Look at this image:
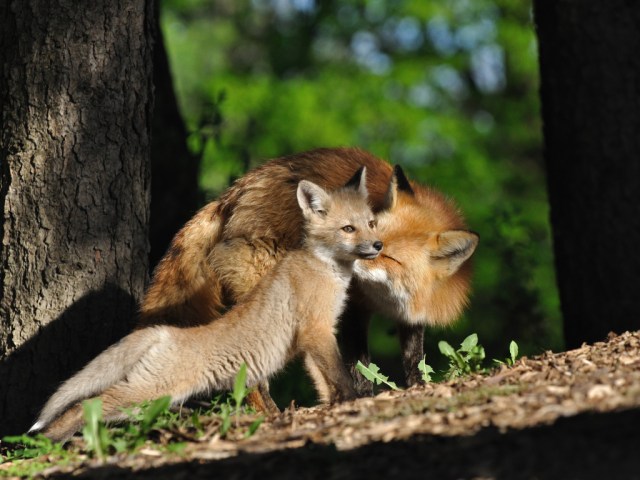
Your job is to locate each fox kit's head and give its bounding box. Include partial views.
[354,166,479,327]
[297,167,383,263]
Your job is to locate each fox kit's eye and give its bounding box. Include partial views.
[368,220,377,229]
[342,225,355,233]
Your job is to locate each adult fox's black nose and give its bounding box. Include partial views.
[373,241,383,251]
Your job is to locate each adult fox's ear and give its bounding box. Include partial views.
[429,230,479,277]
[382,165,414,211]
[297,180,331,218]
[344,166,368,198]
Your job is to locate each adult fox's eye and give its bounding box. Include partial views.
[342,225,355,233]
[368,220,377,229]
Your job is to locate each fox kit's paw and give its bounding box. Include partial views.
[246,388,281,416]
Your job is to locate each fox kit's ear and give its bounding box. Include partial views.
[344,166,368,198]
[297,180,331,218]
[430,230,479,277]
[382,165,414,211]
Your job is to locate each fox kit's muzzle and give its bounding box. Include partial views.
[358,240,383,259]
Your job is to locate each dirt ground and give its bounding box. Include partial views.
[5,331,640,479]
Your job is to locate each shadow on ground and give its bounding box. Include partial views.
[0,284,136,436]
[62,407,639,480]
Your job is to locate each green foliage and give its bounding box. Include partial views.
[232,363,248,412]
[356,361,400,391]
[510,341,519,364]
[110,396,175,453]
[78,396,179,457]
[246,417,264,438]
[439,334,487,379]
[0,365,262,476]
[82,398,110,460]
[0,434,75,478]
[358,334,518,389]
[209,363,263,438]
[494,340,520,366]
[418,356,435,383]
[218,403,233,437]
[0,434,66,462]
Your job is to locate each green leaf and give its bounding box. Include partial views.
[356,361,400,390]
[110,437,128,454]
[470,344,486,361]
[165,442,187,455]
[509,341,519,363]
[438,340,457,358]
[219,404,232,437]
[191,411,204,433]
[246,416,264,438]
[418,356,434,383]
[233,363,248,408]
[141,396,172,433]
[460,334,478,352]
[0,434,58,461]
[82,398,109,460]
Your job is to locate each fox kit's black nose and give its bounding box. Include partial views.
[373,241,383,251]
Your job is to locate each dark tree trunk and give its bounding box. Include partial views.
[0,0,153,435]
[533,1,640,348]
[149,2,201,269]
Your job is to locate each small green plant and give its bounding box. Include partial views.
[418,356,435,382]
[0,434,76,479]
[82,398,111,461]
[0,434,65,462]
[109,395,174,453]
[356,361,400,390]
[438,333,486,379]
[357,336,519,390]
[213,363,263,438]
[245,417,264,438]
[494,340,520,366]
[218,403,233,437]
[232,363,248,415]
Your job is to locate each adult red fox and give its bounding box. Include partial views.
[31,169,382,441]
[139,147,478,404]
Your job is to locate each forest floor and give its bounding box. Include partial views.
[2,331,640,479]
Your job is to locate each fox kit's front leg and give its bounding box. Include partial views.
[338,294,374,397]
[299,322,357,403]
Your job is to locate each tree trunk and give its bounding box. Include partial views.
[0,0,153,435]
[533,1,640,348]
[149,1,201,270]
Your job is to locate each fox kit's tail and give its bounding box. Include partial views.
[30,329,156,432]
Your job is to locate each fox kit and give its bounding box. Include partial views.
[31,168,382,442]
[140,148,478,400]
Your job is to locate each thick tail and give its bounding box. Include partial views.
[139,201,227,326]
[30,328,157,432]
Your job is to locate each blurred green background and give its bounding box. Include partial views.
[159,0,560,401]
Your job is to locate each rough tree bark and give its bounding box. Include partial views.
[533,1,640,348]
[0,0,154,434]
